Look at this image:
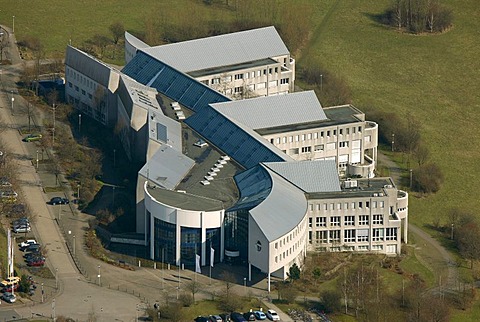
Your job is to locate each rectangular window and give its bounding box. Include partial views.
[351,202,356,209]
[330,216,341,227]
[280,78,289,85]
[327,130,331,137]
[339,141,349,148]
[330,203,335,211]
[321,131,324,137]
[313,132,318,139]
[314,144,324,152]
[379,201,385,208]
[318,231,328,243]
[317,217,326,227]
[326,142,336,150]
[234,74,243,80]
[268,80,278,87]
[333,129,337,136]
[248,84,255,91]
[68,82,73,88]
[365,135,371,143]
[373,214,383,225]
[344,216,355,226]
[329,230,341,243]
[282,137,287,143]
[339,129,343,135]
[288,148,299,155]
[301,146,311,153]
[212,78,220,84]
[357,229,369,242]
[359,215,369,225]
[309,204,314,211]
[223,76,232,82]
[372,201,377,208]
[385,228,397,241]
[344,229,356,243]
[346,128,350,135]
[234,87,243,93]
[307,133,312,140]
[337,203,341,210]
[323,204,328,211]
[308,217,312,227]
[289,136,293,143]
[372,228,384,241]
[276,138,280,144]
[301,134,305,141]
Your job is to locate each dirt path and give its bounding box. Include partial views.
[378,152,459,290]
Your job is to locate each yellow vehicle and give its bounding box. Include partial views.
[1,276,20,287]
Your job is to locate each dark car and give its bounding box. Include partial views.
[219,313,231,322]
[230,312,247,322]
[48,197,69,205]
[12,217,29,227]
[209,316,222,322]
[1,283,19,293]
[24,252,42,260]
[194,317,210,322]
[22,133,42,142]
[20,243,40,252]
[27,258,45,267]
[25,255,45,263]
[243,312,256,322]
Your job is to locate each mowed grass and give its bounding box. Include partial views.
[299,0,480,230]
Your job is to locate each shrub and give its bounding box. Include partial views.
[412,163,444,193]
[320,290,342,313]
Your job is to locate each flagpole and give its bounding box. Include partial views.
[195,243,197,284]
[209,240,212,285]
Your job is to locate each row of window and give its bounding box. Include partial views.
[274,239,302,264]
[208,66,289,86]
[308,227,398,243]
[274,218,306,250]
[308,214,384,227]
[67,68,98,91]
[316,245,387,252]
[271,132,368,146]
[309,201,386,212]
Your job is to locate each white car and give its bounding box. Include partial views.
[266,309,280,321]
[13,225,31,233]
[19,239,37,248]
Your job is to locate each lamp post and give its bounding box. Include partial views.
[77,183,81,202]
[409,169,413,189]
[36,150,39,169]
[11,96,14,115]
[41,283,44,303]
[73,235,76,256]
[97,265,101,286]
[52,104,56,129]
[320,74,323,92]
[113,149,116,168]
[391,133,395,152]
[243,277,247,295]
[78,113,82,133]
[12,16,15,33]
[55,268,58,289]
[451,223,454,240]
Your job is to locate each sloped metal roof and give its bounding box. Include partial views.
[65,46,113,87]
[125,31,150,50]
[230,164,307,242]
[122,51,292,169]
[141,26,289,73]
[263,160,341,193]
[138,144,195,190]
[211,91,327,130]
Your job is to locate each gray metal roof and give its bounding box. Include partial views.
[264,160,341,193]
[146,185,224,212]
[138,144,195,190]
[211,91,327,130]
[141,26,289,73]
[249,165,307,242]
[65,46,113,87]
[125,31,150,50]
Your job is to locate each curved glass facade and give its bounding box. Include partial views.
[153,218,176,264]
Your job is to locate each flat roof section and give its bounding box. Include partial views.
[255,104,364,136]
[307,177,395,199]
[188,58,277,78]
[146,185,224,211]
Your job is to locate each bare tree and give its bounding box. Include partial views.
[0,36,8,62]
[109,22,125,59]
[185,279,200,303]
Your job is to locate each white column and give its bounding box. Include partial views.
[201,212,206,266]
[175,216,181,266]
[220,211,225,262]
[403,213,408,244]
[149,211,154,260]
[248,263,252,282]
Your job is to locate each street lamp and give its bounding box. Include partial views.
[73,235,76,256]
[36,150,39,169]
[52,104,56,129]
[11,96,14,115]
[78,114,82,133]
[55,268,58,289]
[320,74,323,92]
[391,133,395,152]
[97,265,101,286]
[113,149,116,168]
[41,283,44,303]
[409,169,413,189]
[12,16,15,33]
[243,277,247,295]
[451,223,454,240]
[77,183,81,203]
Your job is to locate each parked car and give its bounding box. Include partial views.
[25,255,45,263]
[12,217,29,227]
[243,312,256,321]
[0,190,17,202]
[1,276,20,287]
[266,310,280,321]
[27,258,45,267]
[209,315,223,322]
[1,292,16,303]
[19,239,37,249]
[24,251,42,260]
[194,317,210,322]
[0,177,12,187]
[2,283,19,293]
[230,312,247,322]
[48,197,69,205]
[219,313,231,322]
[23,244,40,253]
[13,225,31,233]
[254,311,267,320]
[22,133,42,142]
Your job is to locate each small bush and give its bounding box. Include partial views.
[320,290,341,313]
[412,163,444,193]
[179,293,193,307]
